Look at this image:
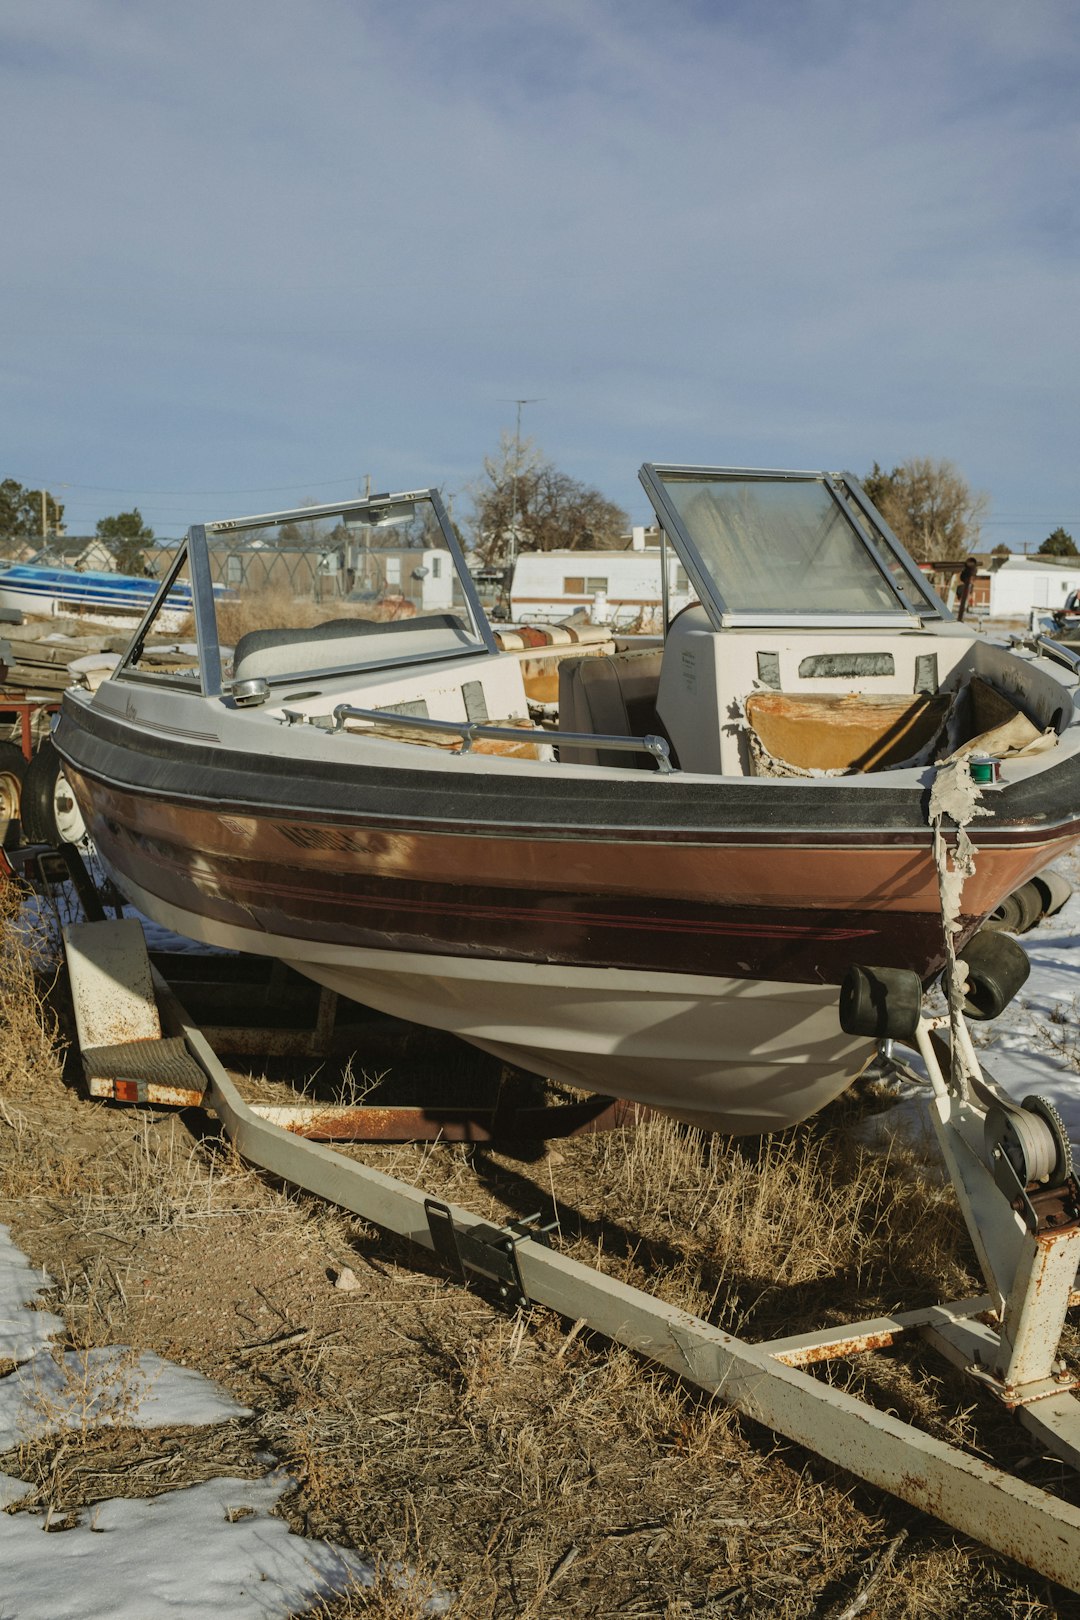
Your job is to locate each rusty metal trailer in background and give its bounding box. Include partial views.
[62,916,1080,1593]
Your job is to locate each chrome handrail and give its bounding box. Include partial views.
[1034,636,1080,678]
[331,703,674,773]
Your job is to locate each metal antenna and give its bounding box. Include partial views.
[499,398,541,570]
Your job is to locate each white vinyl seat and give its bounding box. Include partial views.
[558,648,665,767]
[232,615,473,680]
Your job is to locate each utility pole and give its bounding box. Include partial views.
[40,488,47,541]
[502,398,540,572]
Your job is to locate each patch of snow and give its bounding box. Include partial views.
[20,878,225,960]
[67,652,120,675]
[0,1230,451,1616]
[0,1471,405,1620]
[0,1470,32,1508]
[0,1230,63,1363]
[0,1347,249,1451]
[845,856,1080,1167]
[970,851,1080,1145]
[124,907,229,955]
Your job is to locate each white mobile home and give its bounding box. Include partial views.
[983,557,1080,619]
[510,539,695,628]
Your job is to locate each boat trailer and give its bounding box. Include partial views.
[62,917,1080,1593]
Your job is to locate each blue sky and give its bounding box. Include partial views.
[2,0,1078,547]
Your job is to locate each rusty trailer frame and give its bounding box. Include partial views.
[63,918,1080,1592]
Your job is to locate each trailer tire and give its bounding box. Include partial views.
[1030,869,1073,921]
[985,882,1044,935]
[1012,881,1047,934]
[0,742,28,844]
[21,740,86,846]
[839,964,923,1041]
[983,892,1024,934]
[957,930,1030,1021]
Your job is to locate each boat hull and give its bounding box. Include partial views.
[103,864,874,1133]
[0,565,208,631]
[55,696,1080,1132]
[0,582,188,632]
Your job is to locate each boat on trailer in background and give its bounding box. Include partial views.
[53,466,1080,1132]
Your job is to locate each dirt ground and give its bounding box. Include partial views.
[2,898,1080,1617]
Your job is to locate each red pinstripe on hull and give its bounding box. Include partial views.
[69,770,1051,984]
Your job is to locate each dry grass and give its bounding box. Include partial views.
[8,1420,260,1525]
[210,582,396,659]
[313,1093,972,1344]
[15,1342,147,1443]
[307,1559,454,1619]
[0,880,63,1101]
[213,583,328,648]
[0,901,1075,1615]
[560,1106,974,1334]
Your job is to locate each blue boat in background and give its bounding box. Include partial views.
[0,555,214,630]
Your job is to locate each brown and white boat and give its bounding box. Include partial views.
[53,466,1080,1131]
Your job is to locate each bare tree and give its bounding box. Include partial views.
[470,433,629,564]
[861,458,988,564]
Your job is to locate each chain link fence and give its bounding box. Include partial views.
[0,537,341,603]
[146,541,352,605]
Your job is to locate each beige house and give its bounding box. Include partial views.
[1,535,115,571]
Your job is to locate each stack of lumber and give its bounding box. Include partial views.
[0,618,199,697]
[0,621,113,694]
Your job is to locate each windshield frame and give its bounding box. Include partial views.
[114,487,499,698]
[639,463,950,629]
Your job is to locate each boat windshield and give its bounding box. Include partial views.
[641,467,943,624]
[116,490,497,695]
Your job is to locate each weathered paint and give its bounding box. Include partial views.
[248,1097,650,1142]
[88,1074,206,1107]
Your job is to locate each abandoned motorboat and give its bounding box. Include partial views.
[53,467,1080,1131]
[0,553,222,631]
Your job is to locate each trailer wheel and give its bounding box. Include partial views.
[21,740,86,846]
[1011,881,1046,934]
[1030,869,1073,921]
[839,964,923,1040]
[984,891,1025,934]
[984,882,1044,935]
[0,742,28,843]
[956,930,1030,1021]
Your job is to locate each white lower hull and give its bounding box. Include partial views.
[0,586,188,633]
[116,869,872,1134]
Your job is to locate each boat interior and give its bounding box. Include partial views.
[109,467,1079,783]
